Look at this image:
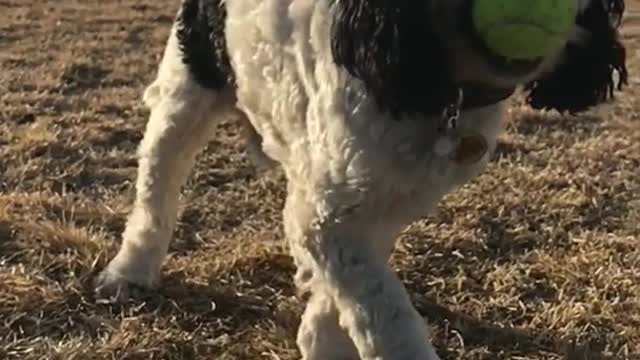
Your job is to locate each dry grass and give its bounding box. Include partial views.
[1,0,639,359]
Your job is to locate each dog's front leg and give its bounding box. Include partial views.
[284,184,440,360]
[296,289,359,360]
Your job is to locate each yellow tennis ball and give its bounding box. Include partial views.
[472,0,579,60]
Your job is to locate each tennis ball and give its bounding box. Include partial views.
[471,0,578,60]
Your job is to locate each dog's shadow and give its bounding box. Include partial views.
[112,251,612,360]
[415,299,611,360]
[508,112,604,137]
[0,245,612,360]
[394,236,615,360]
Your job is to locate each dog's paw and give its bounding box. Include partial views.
[94,264,159,303]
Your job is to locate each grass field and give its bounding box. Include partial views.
[1,0,639,359]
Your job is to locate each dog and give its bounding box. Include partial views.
[95,0,628,358]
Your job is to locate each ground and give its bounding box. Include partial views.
[0,0,639,359]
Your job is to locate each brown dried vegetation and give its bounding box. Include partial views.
[1,0,639,359]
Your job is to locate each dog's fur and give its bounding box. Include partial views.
[95,0,627,358]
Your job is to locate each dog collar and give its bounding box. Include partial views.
[458,83,516,110]
[434,84,510,165]
[437,84,515,132]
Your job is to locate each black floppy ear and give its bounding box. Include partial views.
[330,0,453,117]
[524,0,628,113]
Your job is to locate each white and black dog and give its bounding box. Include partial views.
[95,0,628,358]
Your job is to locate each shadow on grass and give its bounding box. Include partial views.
[416,298,620,360]
[0,225,627,360]
[510,113,604,137]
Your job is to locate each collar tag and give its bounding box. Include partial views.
[434,87,489,165]
[438,87,464,133]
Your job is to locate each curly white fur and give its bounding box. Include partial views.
[95,0,623,358]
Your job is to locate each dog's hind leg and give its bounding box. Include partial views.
[96,0,235,299]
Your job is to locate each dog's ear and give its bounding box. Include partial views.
[524,0,628,113]
[330,0,453,117]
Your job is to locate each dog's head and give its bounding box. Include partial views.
[331,0,627,117]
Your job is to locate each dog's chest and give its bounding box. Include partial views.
[224,0,504,212]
